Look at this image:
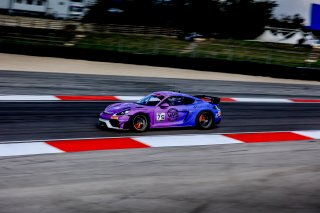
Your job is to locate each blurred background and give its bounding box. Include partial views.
[1,0,320,71]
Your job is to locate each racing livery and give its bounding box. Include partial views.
[98,91,221,132]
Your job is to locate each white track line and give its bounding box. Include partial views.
[293,130,320,139]
[116,96,143,101]
[135,135,243,147]
[0,142,63,157]
[0,95,59,101]
[232,98,293,103]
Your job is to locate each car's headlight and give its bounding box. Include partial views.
[115,110,130,116]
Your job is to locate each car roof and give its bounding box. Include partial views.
[151,91,194,98]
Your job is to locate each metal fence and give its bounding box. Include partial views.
[0,15,182,36]
[0,14,73,30]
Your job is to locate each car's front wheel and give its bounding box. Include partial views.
[196,111,214,129]
[130,114,149,132]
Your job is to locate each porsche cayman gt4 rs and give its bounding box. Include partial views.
[98,91,221,132]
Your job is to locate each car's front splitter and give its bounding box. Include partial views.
[98,118,129,130]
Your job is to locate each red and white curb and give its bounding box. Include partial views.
[0,95,320,103]
[1,130,319,157]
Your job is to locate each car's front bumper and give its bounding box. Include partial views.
[99,112,130,130]
[98,118,124,130]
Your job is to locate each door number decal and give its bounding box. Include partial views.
[157,113,165,121]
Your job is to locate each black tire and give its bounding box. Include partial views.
[130,114,149,132]
[196,111,214,129]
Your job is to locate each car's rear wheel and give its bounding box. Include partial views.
[196,111,214,129]
[130,114,149,132]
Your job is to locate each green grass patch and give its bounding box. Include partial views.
[1,30,319,68]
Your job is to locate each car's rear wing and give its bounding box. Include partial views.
[194,95,220,104]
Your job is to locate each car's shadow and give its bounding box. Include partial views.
[96,123,221,135]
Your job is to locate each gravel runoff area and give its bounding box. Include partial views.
[0,53,319,85]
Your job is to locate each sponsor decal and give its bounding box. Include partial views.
[167,108,179,122]
[193,105,211,109]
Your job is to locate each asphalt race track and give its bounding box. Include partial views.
[0,102,320,142]
[0,70,320,213]
[1,70,320,98]
[1,141,319,213]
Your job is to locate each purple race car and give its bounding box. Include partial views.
[98,91,221,132]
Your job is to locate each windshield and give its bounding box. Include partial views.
[136,94,164,106]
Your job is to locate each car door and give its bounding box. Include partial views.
[153,96,191,127]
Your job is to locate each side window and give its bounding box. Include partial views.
[147,96,162,106]
[164,96,194,106]
[182,97,195,105]
[164,96,181,106]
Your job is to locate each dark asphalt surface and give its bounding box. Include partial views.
[1,70,320,98]
[1,69,320,213]
[0,141,319,213]
[0,102,320,142]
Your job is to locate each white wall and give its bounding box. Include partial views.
[0,0,10,9]
[47,0,69,19]
[12,1,46,13]
[1,0,96,20]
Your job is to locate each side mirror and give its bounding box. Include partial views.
[160,103,169,109]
